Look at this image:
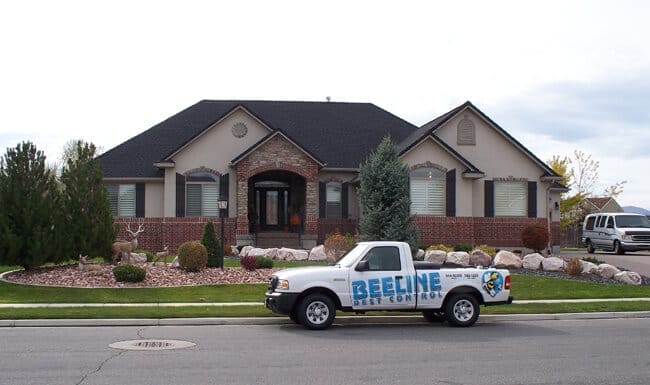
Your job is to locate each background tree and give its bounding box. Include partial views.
[59,140,116,258]
[201,220,222,268]
[358,136,419,248]
[0,142,63,268]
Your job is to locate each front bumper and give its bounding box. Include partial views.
[620,242,650,251]
[265,291,300,315]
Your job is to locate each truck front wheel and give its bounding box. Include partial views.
[445,294,479,327]
[297,293,336,330]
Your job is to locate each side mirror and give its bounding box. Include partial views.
[355,260,369,271]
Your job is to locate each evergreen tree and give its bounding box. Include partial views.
[59,140,116,258]
[358,136,419,248]
[201,220,222,268]
[0,142,63,268]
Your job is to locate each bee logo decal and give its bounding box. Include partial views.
[482,271,504,297]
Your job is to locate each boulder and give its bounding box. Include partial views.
[170,256,179,268]
[614,271,642,285]
[414,249,425,261]
[278,248,309,261]
[248,248,277,259]
[239,245,253,257]
[424,250,447,265]
[522,253,544,270]
[596,264,621,279]
[493,250,522,269]
[126,252,147,264]
[581,261,598,274]
[470,249,491,267]
[541,256,566,272]
[308,245,328,261]
[446,251,470,266]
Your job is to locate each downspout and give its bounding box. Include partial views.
[546,183,552,254]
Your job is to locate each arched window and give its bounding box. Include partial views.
[410,168,445,215]
[186,172,220,217]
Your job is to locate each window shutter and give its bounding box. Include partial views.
[319,182,326,218]
[341,182,349,219]
[135,183,145,218]
[446,169,456,217]
[528,181,537,218]
[220,173,229,217]
[176,173,185,217]
[484,180,494,217]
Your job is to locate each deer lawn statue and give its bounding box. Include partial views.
[153,245,169,265]
[111,223,145,264]
[78,254,103,273]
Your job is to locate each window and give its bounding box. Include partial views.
[410,168,445,215]
[585,216,596,230]
[326,182,342,218]
[186,181,219,216]
[106,184,136,217]
[494,181,527,216]
[360,246,401,271]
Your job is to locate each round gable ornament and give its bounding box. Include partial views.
[232,122,248,138]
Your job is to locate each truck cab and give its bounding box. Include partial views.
[265,241,512,329]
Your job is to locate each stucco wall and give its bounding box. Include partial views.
[145,182,164,217]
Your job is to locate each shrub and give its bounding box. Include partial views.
[566,257,582,276]
[255,256,274,269]
[521,224,549,252]
[201,221,222,268]
[324,231,356,260]
[240,255,259,271]
[426,244,453,253]
[112,264,146,282]
[474,244,496,257]
[178,241,208,272]
[134,249,156,262]
[453,243,473,252]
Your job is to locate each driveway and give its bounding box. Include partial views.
[561,250,650,276]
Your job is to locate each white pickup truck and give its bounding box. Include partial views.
[265,241,513,330]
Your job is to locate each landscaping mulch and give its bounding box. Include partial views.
[2,263,278,288]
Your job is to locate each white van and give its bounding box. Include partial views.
[581,213,650,254]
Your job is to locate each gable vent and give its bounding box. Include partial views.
[457,116,476,145]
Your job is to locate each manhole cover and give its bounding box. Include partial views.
[109,339,196,351]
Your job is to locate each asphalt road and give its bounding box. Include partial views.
[1,319,648,385]
[561,250,650,276]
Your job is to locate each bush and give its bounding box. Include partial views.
[134,249,156,262]
[201,221,222,268]
[426,244,453,253]
[255,256,274,269]
[453,243,473,252]
[240,256,259,271]
[324,231,356,260]
[178,241,208,272]
[566,257,582,276]
[112,264,146,282]
[474,244,496,257]
[521,224,549,252]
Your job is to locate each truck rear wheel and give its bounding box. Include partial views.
[586,240,595,254]
[297,293,335,330]
[445,294,479,327]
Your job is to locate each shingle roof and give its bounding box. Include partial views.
[99,100,419,178]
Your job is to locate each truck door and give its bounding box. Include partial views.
[348,245,415,310]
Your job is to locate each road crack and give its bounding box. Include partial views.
[75,350,126,385]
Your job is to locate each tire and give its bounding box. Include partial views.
[614,240,625,255]
[586,240,595,254]
[422,310,445,323]
[297,293,336,330]
[445,294,480,327]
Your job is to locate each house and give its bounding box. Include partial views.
[99,100,565,253]
[581,197,624,214]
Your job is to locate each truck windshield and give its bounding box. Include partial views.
[333,244,368,267]
[615,215,650,228]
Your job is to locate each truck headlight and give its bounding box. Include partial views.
[277,279,290,290]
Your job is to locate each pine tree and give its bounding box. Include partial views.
[0,142,63,268]
[201,220,222,268]
[59,140,116,259]
[358,136,419,248]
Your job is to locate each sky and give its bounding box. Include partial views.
[1,1,649,208]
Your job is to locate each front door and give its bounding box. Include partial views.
[256,188,289,231]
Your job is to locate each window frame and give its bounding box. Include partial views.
[409,167,446,216]
[185,179,220,217]
[494,180,527,217]
[106,184,136,217]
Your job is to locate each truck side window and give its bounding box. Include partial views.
[361,246,401,271]
[607,217,614,228]
[585,216,596,230]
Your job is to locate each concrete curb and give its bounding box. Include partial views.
[1,311,649,328]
